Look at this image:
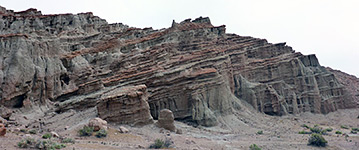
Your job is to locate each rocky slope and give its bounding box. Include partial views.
[0,6,357,127]
[327,67,359,107]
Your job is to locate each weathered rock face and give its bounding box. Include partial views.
[156,109,176,132]
[97,85,154,126]
[0,6,356,126]
[327,67,359,108]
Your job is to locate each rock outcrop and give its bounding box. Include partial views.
[156,109,176,132]
[97,85,154,126]
[327,67,359,107]
[0,6,356,127]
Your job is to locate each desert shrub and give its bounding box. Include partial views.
[352,128,359,132]
[18,138,66,149]
[95,129,108,138]
[52,143,66,149]
[298,131,312,134]
[351,130,357,134]
[324,128,333,132]
[149,139,173,149]
[17,138,35,148]
[78,126,94,136]
[42,133,52,139]
[301,124,310,129]
[310,126,323,134]
[257,130,263,135]
[20,129,28,133]
[149,139,164,149]
[35,140,48,149]
[341,125,349,129]
[28,129,37,134]
[308,133,327,147]
[35,140,66,149]
[61,138,75,144]
[335,131,342,134]
[249,144,261,150]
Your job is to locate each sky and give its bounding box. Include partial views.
[1,0,359,77]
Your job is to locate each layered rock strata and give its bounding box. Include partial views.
[0,6,356,126]
[327,67,359,107]
[97,85,154,126]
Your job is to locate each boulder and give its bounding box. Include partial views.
[97,85,154,126]
[0,106,12,120]
[156,109,176,132]
[14,128,21,132]
[88,117,108,131]
[176,128,183,134]
[50,131,59,138]
[0,123,6,136]
[118,126,129,133]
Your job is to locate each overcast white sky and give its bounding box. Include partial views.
[2,0,359,77]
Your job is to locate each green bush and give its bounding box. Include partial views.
[298,131,312,134]
[352,128,359,132]
[78,126,94,136]
[149,139,173,149]
[28,129,37,134]
[17,138,35,148]
[341,125,349,129]
[95,129,108,138]
[324,128,333,132]
[42,133,52,139]
[18,137,66,150]
[249,144,261,150]
[149,139,164,149]
[257,130,263,135]
[61,138,75,144]
[308,133,327,147]
[35,140,66,149]
[310,126,323,134]
[301,124,310,129]
[35,140,48,149]
[20,129,28,133]
[351,130,357,134]
[335,131,342,134]
[52,143,66,149]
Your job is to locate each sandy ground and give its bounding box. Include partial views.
[1,108,358,150]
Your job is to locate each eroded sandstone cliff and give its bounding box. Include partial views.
[0,6,356,126]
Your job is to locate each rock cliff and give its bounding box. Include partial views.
[327,67,359,107]
[0,6,356,126]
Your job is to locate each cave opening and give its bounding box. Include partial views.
[12,94,26,108]
[60,73,70,85]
